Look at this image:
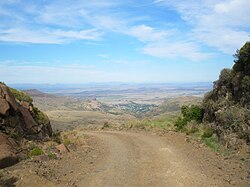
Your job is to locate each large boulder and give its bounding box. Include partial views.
[0,84,19,111]
[0,132,18,169]
[0,98,10,116]
[19,107,40,133]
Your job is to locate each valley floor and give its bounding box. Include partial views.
[2,130,249,187]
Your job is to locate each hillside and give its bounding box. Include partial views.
[203,42,250,149]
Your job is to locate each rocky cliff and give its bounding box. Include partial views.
[203,42,250,149]
[0,83,52,168]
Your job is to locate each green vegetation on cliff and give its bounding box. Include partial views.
[32,106,49,125]
[203,42,250,148]
[9,87,33,104]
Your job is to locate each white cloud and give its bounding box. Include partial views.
[143,42,212,61]
[213,0,250,27]
[52,29,102,41]
[156,0,250,54]
[1,0,248,61]
[100,57,150,65]
[194,28,249,54]
[87,15,126,31]
[126,24,210,61]
[0,0,114,43]
[124,24,210,61]
[129,25,171,43]
[36,0,122,29]
[0,28,102,44]
[0,28,61,44]
[98,54,110,59]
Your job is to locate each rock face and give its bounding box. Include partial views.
[0,83,52,140]
[0,83,52,168]
[203,42,250,149]
[0,132,19,168]
[0,98,10,116]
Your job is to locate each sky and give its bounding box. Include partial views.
[0,0,249,84]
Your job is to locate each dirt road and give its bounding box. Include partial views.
[78,131,221,187]
[7,130,250,187]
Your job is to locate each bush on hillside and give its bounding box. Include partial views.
[181,105,204,122]
[174,104,204,130]
[32,107,49,125]
[29,147,44,156]
[174,117,188,131]
[201,127,214,139]
[9,87,33,104]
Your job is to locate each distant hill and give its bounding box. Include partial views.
[203,42,250,149]
[23,89,56,98]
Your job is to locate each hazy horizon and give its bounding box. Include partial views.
[7,82,212,95]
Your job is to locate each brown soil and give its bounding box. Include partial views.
[1,130,250,187]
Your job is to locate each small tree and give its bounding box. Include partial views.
[181,105,204,122]
[175,105,204,130]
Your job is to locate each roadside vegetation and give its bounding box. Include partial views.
[126,113,177,129]
[126,103,224,153]
[126,42,250,154]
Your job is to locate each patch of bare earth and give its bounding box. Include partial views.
[1,130,250,187]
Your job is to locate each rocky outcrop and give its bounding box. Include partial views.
[0,83,53,168]
[0,83,52,139]
[203,42,250,149]
[0,84,19,111]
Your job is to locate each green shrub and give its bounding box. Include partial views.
[204,137,221,152]
[202,128,214,139]
[242,76,250,88]
[174,104,203,131]
[33,107,48,125]
[185,120,199,135]
[174,117,188,130]
[29,147,43,156]
[48,152,57,159]
[219,69,233,83]
[63,135,71,147]
[181,105,204,122]
[9,87,33,103]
